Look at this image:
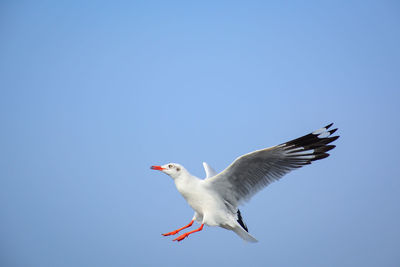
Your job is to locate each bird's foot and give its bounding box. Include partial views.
[161,220,194,237]
[162,230,180,236]
[173,233,189,242]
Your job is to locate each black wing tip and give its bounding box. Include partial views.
[323,144,336,152]
[285,124,339,149]
[329,128,338,135]
[237,209,248,232]
[313,153,330,161]
[328,135,340,143]
[282,123,339,164]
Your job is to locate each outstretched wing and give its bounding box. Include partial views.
[206,123,339,206]
[203,162,218,179]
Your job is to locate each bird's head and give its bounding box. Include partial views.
[150,163,186,179]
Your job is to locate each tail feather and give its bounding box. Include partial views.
[232,224,258,243]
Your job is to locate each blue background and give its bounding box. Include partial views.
[1,1,399,266]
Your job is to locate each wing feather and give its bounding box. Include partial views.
[203,162,218,178]
[206,124,339,206]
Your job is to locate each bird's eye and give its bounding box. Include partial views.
[176,167,180,171]
[168,164,173,168]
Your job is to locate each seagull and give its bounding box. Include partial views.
[151,123,339,242]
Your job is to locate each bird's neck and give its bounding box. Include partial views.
[174,171,200,190]
[173,169,194,183]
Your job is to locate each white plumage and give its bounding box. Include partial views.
[151,123,339,242]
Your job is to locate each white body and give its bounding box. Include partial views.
[175,172,235,228]
[167,163,258,242]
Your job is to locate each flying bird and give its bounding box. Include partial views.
[151,123,339,242]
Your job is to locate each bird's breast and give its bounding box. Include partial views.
[175,179,214,215]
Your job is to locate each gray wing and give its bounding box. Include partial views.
[206,123,339,206]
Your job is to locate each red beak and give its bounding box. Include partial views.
[151,165,165,171]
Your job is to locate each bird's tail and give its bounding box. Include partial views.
[232,224,258,243]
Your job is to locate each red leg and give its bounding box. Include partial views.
[162,220,194,236]
[173,224,204,242]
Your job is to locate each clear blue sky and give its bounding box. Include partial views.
[1,1,399,266]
